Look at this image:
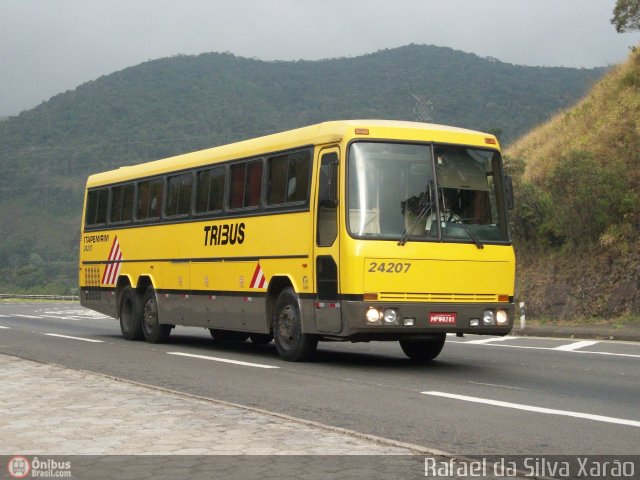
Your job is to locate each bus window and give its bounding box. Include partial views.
[137,178,164,221]
[230,163,246,209]
[230,160,263,209]
[85,188,109,226]
[267,154,288,204]
[348,143,433,238]
[434,146,509,243]
[109,184,134,224]
[165,172,193,217]
[246,161,262,207]
[195,166,226,213]
[267,150,311,205]
[317,152,338,246]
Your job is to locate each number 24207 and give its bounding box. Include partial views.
[367,262,412,273]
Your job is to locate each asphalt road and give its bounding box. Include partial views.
[1,301,639,456]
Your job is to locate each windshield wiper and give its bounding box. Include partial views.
[398,186,433,246]
[454,218,484,249]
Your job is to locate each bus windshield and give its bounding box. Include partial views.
[347,142,510,244]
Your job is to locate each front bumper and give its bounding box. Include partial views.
[338,300,514,339]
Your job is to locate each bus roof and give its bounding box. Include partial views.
[86,120,499,187]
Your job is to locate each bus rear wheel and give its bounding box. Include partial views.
[119,286,143,341]
[141,286,172,343]
[399,334,446,363]
[273,288,317,362]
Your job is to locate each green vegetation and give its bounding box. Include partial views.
[509,150,636,248]
[611,0,640,32]
[0,45,606,295]
[507,47,640,320]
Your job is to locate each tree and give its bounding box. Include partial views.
[612,0,640,33]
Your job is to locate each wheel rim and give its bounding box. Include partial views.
[143,295,158,334]
[277,304,298,351]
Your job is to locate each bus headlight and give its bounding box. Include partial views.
[483,310,495,325]
[383,308,398,325]
[496,309,508,325]
[366,307,383,324]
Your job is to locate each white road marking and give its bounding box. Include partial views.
[486,343,640,359]
[11,314,43,319]
[467,381,527,391]
[44,333,104,343]
[448,339,640,359]
[421,391,640,428]
[0,326,10,329]
[40,315,82,321]
[553,340,599,351]
[168,351,280,369]
[577,350,640,359]
[463,337,513,345]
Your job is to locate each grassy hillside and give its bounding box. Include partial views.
[506,47,640,320]
[0,44,606,294]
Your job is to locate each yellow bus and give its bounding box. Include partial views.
[79,120,515,362]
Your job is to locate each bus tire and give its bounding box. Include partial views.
[141,286,171,343]
[119,286,144,341]
[273,288,317,362]
[399,334,446,363]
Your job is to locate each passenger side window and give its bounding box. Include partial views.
[195,167,226,213]
[85,188,109,226]
[109,184,134,223]
[165,173,193,217]
[137,178,164,220]
[267,150,311,205]
[230,160,263,209]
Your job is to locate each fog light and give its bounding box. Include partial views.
[496,309,508,325]
[403,317,415,327]
[483,310,495,325]
[366,307,382,324]
[470,318,480,327]
[383,308,398,325]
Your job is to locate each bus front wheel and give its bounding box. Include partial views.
[273,288,317,362]
[119,286,143,341]
[141,286,172,343]
[399,334,446,363]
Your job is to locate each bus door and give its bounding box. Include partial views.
[314,148,341,333]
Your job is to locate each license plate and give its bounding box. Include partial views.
[429,312,457,325]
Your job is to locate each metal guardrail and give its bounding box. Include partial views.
[0,294,79,301]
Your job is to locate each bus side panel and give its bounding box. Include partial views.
[79,287,117,319]
[79,226,119,319]
[300,298,318,335]
[222,296,267,333]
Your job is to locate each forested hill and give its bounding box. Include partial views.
[0,44,606,293]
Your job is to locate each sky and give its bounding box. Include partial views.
[1,0,640,117]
